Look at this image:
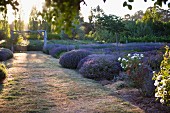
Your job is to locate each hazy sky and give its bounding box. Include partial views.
[81,0,169,22]
[6,0,169,23]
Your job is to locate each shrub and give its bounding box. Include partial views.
[47,33,61,40]
[0,48,13,61]
[0,63,7,83]
[94,28,114,43]
[49,46,75,58]
[118,53,155,97]
[27,40,43,51]
[42,44,62,54]
[118,53,144,70]
[0,31,5,41]
[77,54,119,69]
[153,45,170,106]
[143,51,163,70]
[79,54,121,80]
[59,49,92,69]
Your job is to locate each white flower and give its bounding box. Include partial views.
[127,54,131,57]
[120,63,123,68]
[155,92,161,97]
[153,71,156,74]
[157,75,162,80]
[163,91,167,95]
[131,56,135,59]
[154,80,159,86]
[160,99,164,104]
[118,57,121,61]
[158,86,164,91]
[140,54,144,57]
[139,63,141,65]
[122,58,126,61]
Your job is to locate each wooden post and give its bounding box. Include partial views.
[10,30,14,52]
[43,30,47,49]
[115,32,118,52]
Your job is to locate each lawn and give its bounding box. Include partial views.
[0,51,144,113]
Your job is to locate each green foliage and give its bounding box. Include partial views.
[123,0,170,10]
[0,0,19,13]
[0,63,7,83]
[27,40,44,51]
[41,0,82,34]
[95,14,125,34]
[153,45,170,106]
[93,14,125,42]
[0,20,10,40]
[47,33,61,40]
[121,35,170,43]
[94,28,114,43]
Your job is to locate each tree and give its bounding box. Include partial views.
[41,0,170,33]
[142,6,162,22]
[0,0,19,13]
[29,6,39,31]
[0,0,170,33]
[131,10,144,21]
[94,14,125,42]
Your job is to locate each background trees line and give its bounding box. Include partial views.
[1,2,170,43]
[84,5,170,43]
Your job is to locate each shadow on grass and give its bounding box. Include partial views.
[0,84,4,93]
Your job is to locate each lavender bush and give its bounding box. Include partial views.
[59,49,92,69]
[142,51,163,70]
[0,63,7,83]
[0,48,13,61]
[49,46,75,58]
[42,44,62,54]
[79,54,121,80]
[77,54,119,69]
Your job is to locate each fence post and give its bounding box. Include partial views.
[43,30,47,49]
[10,30,14,52]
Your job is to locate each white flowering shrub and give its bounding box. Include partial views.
[118,53,144,71]
[119,53,155,97]
[118,53,145,87]
[153,45,170,106]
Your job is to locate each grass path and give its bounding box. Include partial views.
[0,51,144,113]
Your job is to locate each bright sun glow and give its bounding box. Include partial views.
[6,0,170,24]
[7,0,45,24]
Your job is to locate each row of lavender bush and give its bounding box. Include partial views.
[43,44,169,105]
[0,48,12,84]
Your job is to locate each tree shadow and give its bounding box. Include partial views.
[109,87,170,113]
[0,84,4,94]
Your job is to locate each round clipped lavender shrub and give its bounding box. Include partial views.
[0,63,7,83]
[79,54,121,80]
[0,48,13,61]
[49,46,75,58]
[59,49,92,69]
[77,54,121,69]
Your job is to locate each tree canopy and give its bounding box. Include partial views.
[0,0,19,13]
[0,0,170,33]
